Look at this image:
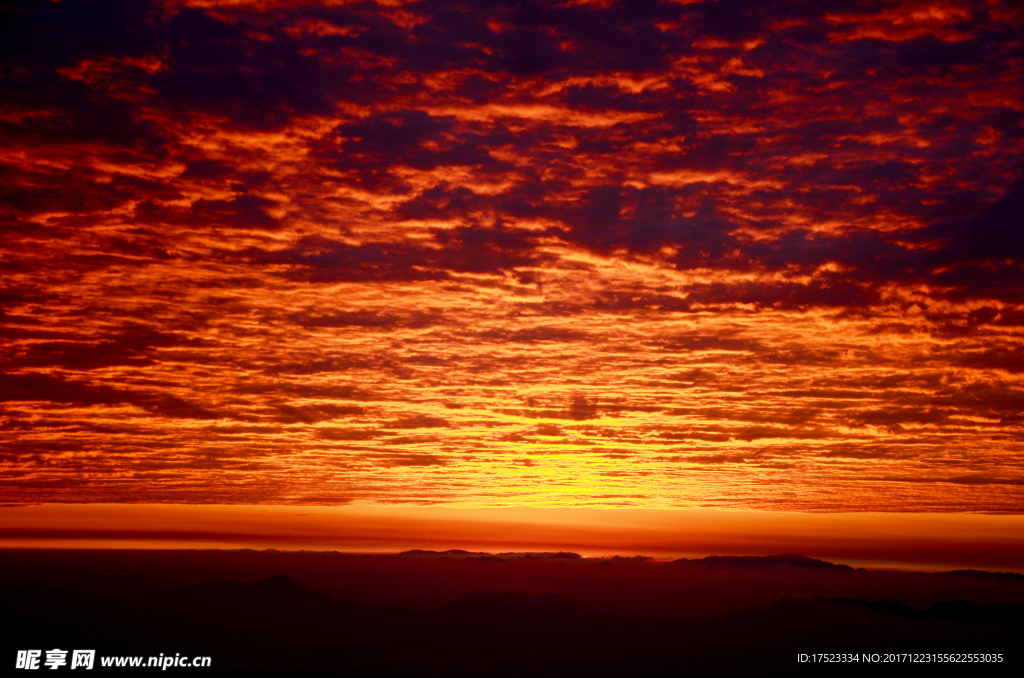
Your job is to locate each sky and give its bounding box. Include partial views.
[1,0,1023,520]
[5,503,1024,571]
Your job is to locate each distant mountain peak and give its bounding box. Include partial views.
[688,554,853,570]
[253,575,300,587]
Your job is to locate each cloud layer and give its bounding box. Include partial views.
[1,0,1023,510]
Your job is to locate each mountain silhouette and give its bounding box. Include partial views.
[3,576,1021,676]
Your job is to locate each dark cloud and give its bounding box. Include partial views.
[273,403,365,424]
[0,372,219,420]
[241,231,547,283]
[381,454,448,467]
[384,415,450,430]
[291,310,443,330]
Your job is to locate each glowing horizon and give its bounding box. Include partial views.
[3,503,1024,573]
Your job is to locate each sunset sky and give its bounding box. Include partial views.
[2,0,1023,541]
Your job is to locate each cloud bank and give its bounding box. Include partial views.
[1,0,1023,510]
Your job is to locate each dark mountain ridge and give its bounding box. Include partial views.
[4,576,1020,676]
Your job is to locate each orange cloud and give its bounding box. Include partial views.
[1,0,1022,524]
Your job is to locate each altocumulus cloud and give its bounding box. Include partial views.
[0,0,1022,511]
